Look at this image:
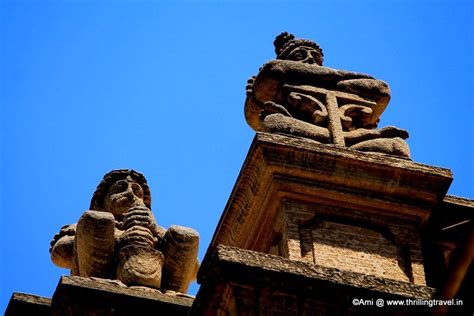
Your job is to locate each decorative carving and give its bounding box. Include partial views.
[245,32,411,158]
[50,169,199,293]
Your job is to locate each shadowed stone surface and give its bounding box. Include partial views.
[5,293,51,316]
[193,246,434,315]
[51,276,193,316]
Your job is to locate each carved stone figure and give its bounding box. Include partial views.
[50,169,199,293]
[245,32,410,158]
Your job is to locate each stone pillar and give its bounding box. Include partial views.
[193,132,453,315]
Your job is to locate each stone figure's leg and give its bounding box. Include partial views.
[337,78,391,106]
[50,223,76,269]
[75,210,116,278]
[50,235,74,269]
[344,126,409,146]
[349,137,411,158]
[160,225,199,293]
[263,113,330,143]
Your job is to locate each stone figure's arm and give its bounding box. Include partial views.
[74,210,116,278]
[160,225,199,293]
[117,206,162,249]
[245,75,293,130]
[337,78,391,106]
[50,223,76,269]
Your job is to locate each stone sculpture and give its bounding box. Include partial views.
[245,32,410,158]
[50,169,199,293]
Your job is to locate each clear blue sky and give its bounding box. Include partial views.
[1,0,472,313]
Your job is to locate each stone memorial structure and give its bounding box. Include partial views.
[191,33,473,315]
[6,33,473,315]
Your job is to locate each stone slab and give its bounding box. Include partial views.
[5,293,51,316]
[51,276,193,315]
[193,245,435,315]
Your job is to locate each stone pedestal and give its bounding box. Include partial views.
[5,276,194,316]
[206,133,452,283]
[51,276,193,316]
[5,293,51,316]
[197,132,456,314]
[192,245,434,315]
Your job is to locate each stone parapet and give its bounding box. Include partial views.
[193,245,434,315]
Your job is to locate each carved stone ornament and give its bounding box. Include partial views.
[245,32,410,158]
[50,169,199,293]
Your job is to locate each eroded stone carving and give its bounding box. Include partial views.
[245,32,410,158]
[50,169,199,293]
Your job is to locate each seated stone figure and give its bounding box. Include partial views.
[245,32,410,158]
[50,169,199,293]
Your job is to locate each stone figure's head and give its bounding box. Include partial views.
[274,32,324,65]
[90,169,151,219]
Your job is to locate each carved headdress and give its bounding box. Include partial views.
[274,32,324,65]
[90,169,151,211]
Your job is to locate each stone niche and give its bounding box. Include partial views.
[275,199,425,285]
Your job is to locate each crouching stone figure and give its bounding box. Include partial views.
[50,169,199,293]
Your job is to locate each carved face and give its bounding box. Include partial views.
[103,176,145,218]
[287,46,322,65]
